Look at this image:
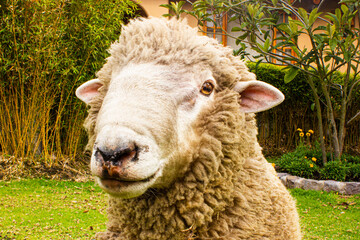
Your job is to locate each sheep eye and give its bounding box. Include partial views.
[200,81,214,96]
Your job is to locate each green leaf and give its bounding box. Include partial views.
[329,24,336,38]
[255,59,263,70]
[351,63,358,72]
[231,26,242,32]
[290,19,306,28]
[298,8,309,27]
[264,30,270,40]
[274,41,287,49]
[276,23,291,34]
[229,15,238,22]
[335,8,342,24]
[324,56,331,62]
[313,34,325,44]
[291,46,301,58]
[284,67,299,83]
[240,22,249,28]
[311,103,315,111]
[263,38,271,52]
[334,55,344,64]
[341,4,348,15]
[237,32,248,41]
[344,51,351,62]
[326,13,339,27]
[289,18,298,33]
[314,25,327,31]
[160,4,171,10]
[317,42,325,50]
[178,1,186,8]
[308,8,322,26]
[329,39,337,51]
[247,4,255,17]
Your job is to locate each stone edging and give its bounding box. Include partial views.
[277,173,360,195]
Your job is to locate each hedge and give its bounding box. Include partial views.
[247,62,360,156]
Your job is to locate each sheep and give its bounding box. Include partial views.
[75,18,301,240]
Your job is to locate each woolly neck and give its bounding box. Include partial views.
[103,90,259,240]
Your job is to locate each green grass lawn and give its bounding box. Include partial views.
[0,179,359,240]
[0,179,107,240]
[292,189,360,240]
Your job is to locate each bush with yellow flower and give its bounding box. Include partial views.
[275,140,360,181]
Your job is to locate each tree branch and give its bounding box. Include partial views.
[347,110,360,126]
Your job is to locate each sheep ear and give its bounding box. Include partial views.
[76,79,103,104]
[233,81,285,113]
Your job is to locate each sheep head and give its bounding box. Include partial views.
[76,60,284,199]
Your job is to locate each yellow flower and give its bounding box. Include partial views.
[304,156,307,159]
[306,132,311,137]
[271,163,276,167]
[308,129,314,134]
[312,157,317,162]
[299,132,304,137]
[310,164,314,168]
[297,128,303,132]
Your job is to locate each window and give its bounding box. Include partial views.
[202,13,228,46]
[272,12,297,65]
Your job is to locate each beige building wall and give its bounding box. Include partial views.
[135,0,198,28]
[136,0,168,18]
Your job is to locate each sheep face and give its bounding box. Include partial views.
[76,62,284,199]
[77,63,218,198]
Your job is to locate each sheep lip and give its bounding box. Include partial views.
[102,175,153,183]
[99,172,157,189]
[100,179,146,189]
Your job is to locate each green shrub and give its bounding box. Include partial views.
[347,163,360,182]
[276,146,320,179]
[276,144,360,181]
[320,161,347,182]
[342,154,360,164]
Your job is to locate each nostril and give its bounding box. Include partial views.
[95,142,138,166]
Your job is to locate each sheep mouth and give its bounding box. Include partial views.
[100,175,155,188]
[98,171,158,190]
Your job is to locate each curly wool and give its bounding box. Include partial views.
[85,18,301,239]
[83,18,255,150]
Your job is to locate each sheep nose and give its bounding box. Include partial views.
[95,142,138,168]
